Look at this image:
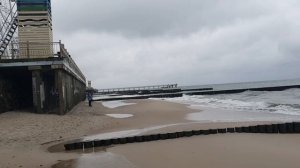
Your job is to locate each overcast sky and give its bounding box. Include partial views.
[51,0,300,89]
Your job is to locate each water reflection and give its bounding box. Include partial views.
[75,152,137,168]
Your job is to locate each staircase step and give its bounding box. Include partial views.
[0,18,18,56]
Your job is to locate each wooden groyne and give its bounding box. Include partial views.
[64,122,300,151]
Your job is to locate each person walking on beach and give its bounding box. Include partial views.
[87,92,93,107]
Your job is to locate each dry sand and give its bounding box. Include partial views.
[1,99,300,168]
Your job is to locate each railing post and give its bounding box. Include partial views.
[58,40,62,58]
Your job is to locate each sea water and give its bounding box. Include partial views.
[166,79,300,122]
[181,78,300,91]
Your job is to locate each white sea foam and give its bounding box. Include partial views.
[163,89,300,121]
[185,108,300,123]
[105,114,134,119]
[102,101,136,109]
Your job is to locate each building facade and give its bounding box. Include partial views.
[17,0,53,58]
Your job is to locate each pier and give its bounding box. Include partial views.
[0,0,86,114]
[95,84,179,95]
[0,42,86,114]
[93,84,300,101]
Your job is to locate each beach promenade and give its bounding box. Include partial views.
[1,99,300,168]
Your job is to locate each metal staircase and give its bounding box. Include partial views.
[0,0,17,58]
[0,17,17,57]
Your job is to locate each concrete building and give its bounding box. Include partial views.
[17,0,53,58]
[0,0,87,115]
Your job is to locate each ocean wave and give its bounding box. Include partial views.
[165,89,300,116]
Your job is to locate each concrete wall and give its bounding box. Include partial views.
[55,70,86,115]
[0,67,86,115]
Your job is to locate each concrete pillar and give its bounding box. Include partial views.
[32,70,44,114]
[55,70,65,115]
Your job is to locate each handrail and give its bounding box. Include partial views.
[0,41,86,82]
[96,84,179,93]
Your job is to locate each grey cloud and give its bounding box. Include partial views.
[52,0,278,37]
[52,0,300,88]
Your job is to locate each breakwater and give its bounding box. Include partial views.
[64,122,300,151]
[93,84,300,101]
[186,85,300,95]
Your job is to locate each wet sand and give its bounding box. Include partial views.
[110,133,300,168]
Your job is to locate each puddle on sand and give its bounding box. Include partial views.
[105,114,134,119]
[52,152,137,168]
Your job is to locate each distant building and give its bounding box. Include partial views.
[17,0,53,58]
[88,81,92,88]
[86,81,97,92]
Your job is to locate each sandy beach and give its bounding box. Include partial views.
[109,133,300,168]
[0,99,193,168]
[1,99,300,168]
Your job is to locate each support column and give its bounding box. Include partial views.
[32,70,44,114]
[55,70,65,115]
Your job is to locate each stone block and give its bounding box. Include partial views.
[119,137,128,144]
[266,125,274,133]
[286,123,294,133]
[126,137,135,143]
[293,122,300,133]
[83,141,93,148]
[257,125,266,133]
[183,131,193,137]
[249,126,257,133]
[218,128,227,133]
[64,143,75,150]
[272,124,279,133]
[235,127,242,133]
[168,133,178,139]
[93,140,103,147]
[112,138,120,144]
[176,132,185,137]
[201,130,210,135]
[227,128,235,133]
[209,129,218,134]
[278,124,287,133]
[192,130,202,135]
